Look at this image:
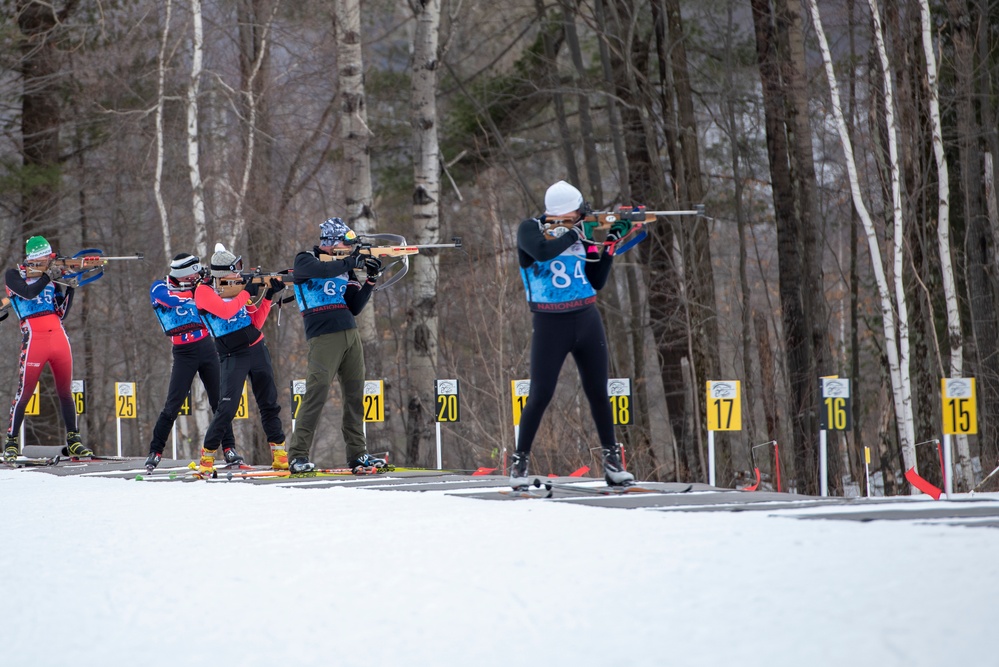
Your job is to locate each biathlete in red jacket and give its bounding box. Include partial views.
[145,253,235,472]
[193,243,287,473]
[3,236,93,462]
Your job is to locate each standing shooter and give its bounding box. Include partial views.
[286,217,385,474]
[511,181,634,489]
[3,236,93,461]
[145,253,235,472]
[193,243,287,473]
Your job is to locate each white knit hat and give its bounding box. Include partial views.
[544,181,584,216]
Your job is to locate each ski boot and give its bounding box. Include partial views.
[348,452,386,474]
[144,451,162,473]
[66,431,94,458]
[3,436,18,464]
[270,442,289,471]
[289,457,316,475]
[509,451,530,490]
[222,446,244,467]
[602,444,634,487]
[197,448,216,475]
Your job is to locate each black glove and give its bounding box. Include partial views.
[243,279,260,297]
[364,257,382,282]
[264,277,285,300]
[607,219,633,242]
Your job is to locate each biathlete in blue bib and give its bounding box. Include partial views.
[511,180,636,489]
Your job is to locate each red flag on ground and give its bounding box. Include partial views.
[904,467,942,500]
[568,466,589,477]
[472,467,497,476]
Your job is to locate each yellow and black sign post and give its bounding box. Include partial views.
[433,380,460,470]
[941,378,977,497]
[115,382,136,457]
[290,379,306,432]
[363,380,384,441]
[72,380,86,416]
[18,382,41,446]
[706,381,742,487]
[607,378,632,426]
[171,389,193,460]
[510,379,530,471]
[234,381,249,420]
[818,377,851,497]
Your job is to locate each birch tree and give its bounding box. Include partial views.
[806,0,917,479]
[154,0,174,261]
[187,0,207,257]
[406,0,442,465]
[333,0,378,350]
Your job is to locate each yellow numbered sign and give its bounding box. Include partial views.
[234,381,249,420]
[291,379,306,419]
[24,382,40,416]
[819,378,852,431]
[435,379,460,423]
[364,380,384,423]
[511,380,530,426]
[72,380,86,415]
[177,390,192,416]
[608,378,632,426]
[706,381,742,431]
[116,382,136,419]
[942,378,977,435]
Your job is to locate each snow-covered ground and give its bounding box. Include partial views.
[1,469,995,667]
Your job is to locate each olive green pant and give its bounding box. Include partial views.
[288,328,367,464]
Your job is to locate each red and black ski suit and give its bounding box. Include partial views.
[4,269,78,437]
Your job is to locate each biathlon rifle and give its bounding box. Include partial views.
[544,204,705,255]
[215,268,291,299]
[320,233,463,291]
[25,249,145,287]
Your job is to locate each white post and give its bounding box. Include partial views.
[116,417,122,457]
[19,422,24,450]
[708,431,716,487]
[864,446,871,498]
[435,422,442,470]
[943,435,953,498]
[820,430,828,497]
[172,423,177,460]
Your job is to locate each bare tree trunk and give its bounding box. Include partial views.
[154,0,174,261]
[944,0,999,483]
[533,0,576,185]
[333,0,378,364]
[807,0,917,483]
[187,0,207,257]
[559,0,601,203]
[405,0,442,466]
[750,0,815,494]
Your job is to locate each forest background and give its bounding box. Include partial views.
[2,0,997,496]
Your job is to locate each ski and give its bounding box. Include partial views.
[533,479,694,496]
[68,455,133,463]
[3,455,61,468]
[499,487,552,499]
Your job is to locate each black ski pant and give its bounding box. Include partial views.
[204,341,285,449]
[149,336,234,455]
[516,305,615,455]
